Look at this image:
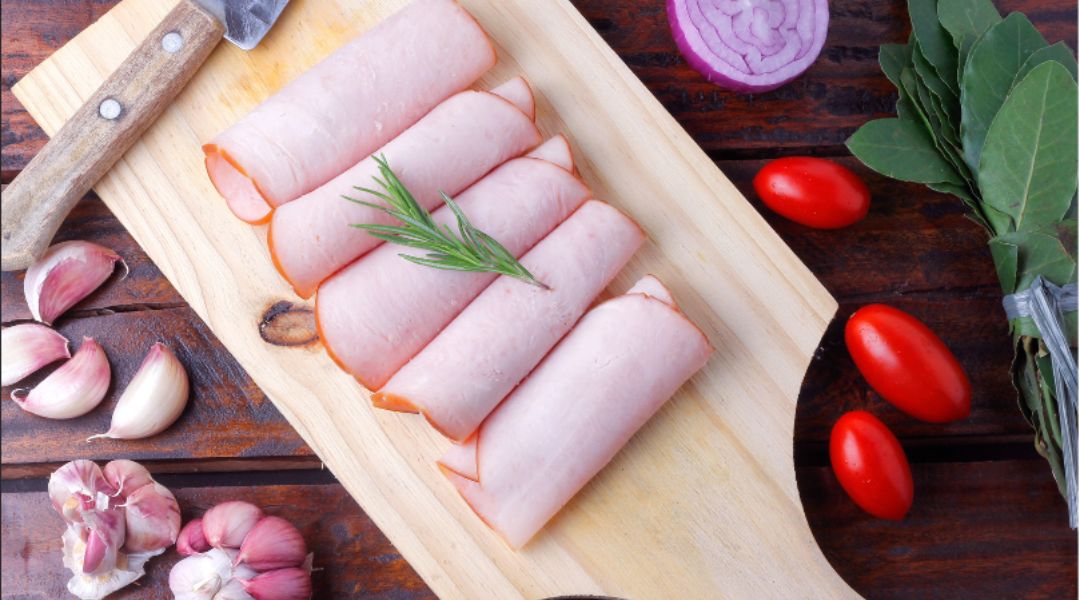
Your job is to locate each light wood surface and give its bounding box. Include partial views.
[11,0,848,597]
[0,0,222,270]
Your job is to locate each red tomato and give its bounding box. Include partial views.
[845,304,971,423]
[830,410,914,520]
[753,157,870,228]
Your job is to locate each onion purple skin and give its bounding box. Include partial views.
[667,0,830,93]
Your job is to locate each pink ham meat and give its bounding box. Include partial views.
[375,200,644,440]
[439,276,712,548]
[268,80,541,298]
[203,0,496,224]
[316,147,590,390]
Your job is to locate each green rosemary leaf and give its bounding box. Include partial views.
[348,155,548,288]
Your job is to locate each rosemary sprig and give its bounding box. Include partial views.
[345,155,548,289]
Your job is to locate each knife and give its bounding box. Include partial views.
[0,0,289,271]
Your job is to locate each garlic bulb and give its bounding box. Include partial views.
[172,502,314,600]
[11,337,109,419]
[0,323,70,386]
[24,240,124,325]
[49,460,180,600]
[89,342,188,440]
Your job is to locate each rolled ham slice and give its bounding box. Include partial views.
[204,0,496,223]
[375,200,644,440]
[268,80,541,298]
[317,150,591,390]
[439,276,712,548]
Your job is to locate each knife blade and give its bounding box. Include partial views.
[1,0,291,271]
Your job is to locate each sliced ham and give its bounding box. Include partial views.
[439,276,712,548]
[268,81,541,298]
[316,151,591,390]
[203,0,496,223]
[375,200,644,441]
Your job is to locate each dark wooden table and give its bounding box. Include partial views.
[2,1,1077,598]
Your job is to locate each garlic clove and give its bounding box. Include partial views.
[102,459,154,498]
[178,518,212,556]
[82,529,109,574]
[48,460,116,522]
[235,516,307,571]
[79,506,126,576]
[12,337,110,420]
[202,501,264,549]
[88,342,188,440]
[24,240,124,325]
[1,323,70,386]
[239,568,313,600]
[62,526,153,600]
[122,482,182,553]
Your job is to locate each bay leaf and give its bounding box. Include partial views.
[979,62,1077,233]
[847,118,964,185]
[879,43,912,90]
[907,0,959,93]
[995,220,1078,292]
[938,0,1001,53]
[988,236,1019,293]
[903,68,972,186]
[912,40,958,120]
[1013,41,1079,88]
[960,13,1048,173]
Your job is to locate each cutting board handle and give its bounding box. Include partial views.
[0,0,224,271]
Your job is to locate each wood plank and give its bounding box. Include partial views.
[798,460,1078,599]
[10,0,845,596]
[1,307,312,469]
[0,483,435,599]
[3,0,1073,173]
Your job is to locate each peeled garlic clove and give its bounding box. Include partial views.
[12,337,109,420]
[122,482,182,553]
[239,568,312,600]
[24,240,124,325]
[49,460,115,521]
[102,459,154,497]
[203,501,264,549]
[88,342,188,440]
[178,518,212,556]
[235,516,307,571]
[1,323,70,386]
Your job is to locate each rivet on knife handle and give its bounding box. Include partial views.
[0,0,224,271]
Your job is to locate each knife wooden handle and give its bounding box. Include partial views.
[0,0,224,271]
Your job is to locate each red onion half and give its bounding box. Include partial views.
[668,0,830,93]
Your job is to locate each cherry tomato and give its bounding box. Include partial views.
[830,410,914,520]
[845,304,971,423]
[753,157,870,228]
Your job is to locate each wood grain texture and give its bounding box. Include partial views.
[0,0,223,269]
[0,484,435,600]
[10,0,845,596]
[3,0,1077,598]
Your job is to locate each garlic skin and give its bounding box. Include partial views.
[24,240,124,325]
[50,460,181,599]
[169,548,256,600]
[236,516,308,571]
[203,501,264,549]
[102,459,154,496]
[122,482,182,553]
[178,518,212,557]
[88,342,188,440]
[11,337,109,419]
[1,323,70,385]
[239,567,313,600]
[49,459,115,521]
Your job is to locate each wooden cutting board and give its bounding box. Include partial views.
[12,0,851,597]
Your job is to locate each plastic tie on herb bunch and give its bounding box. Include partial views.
[1003,276,1079,528]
